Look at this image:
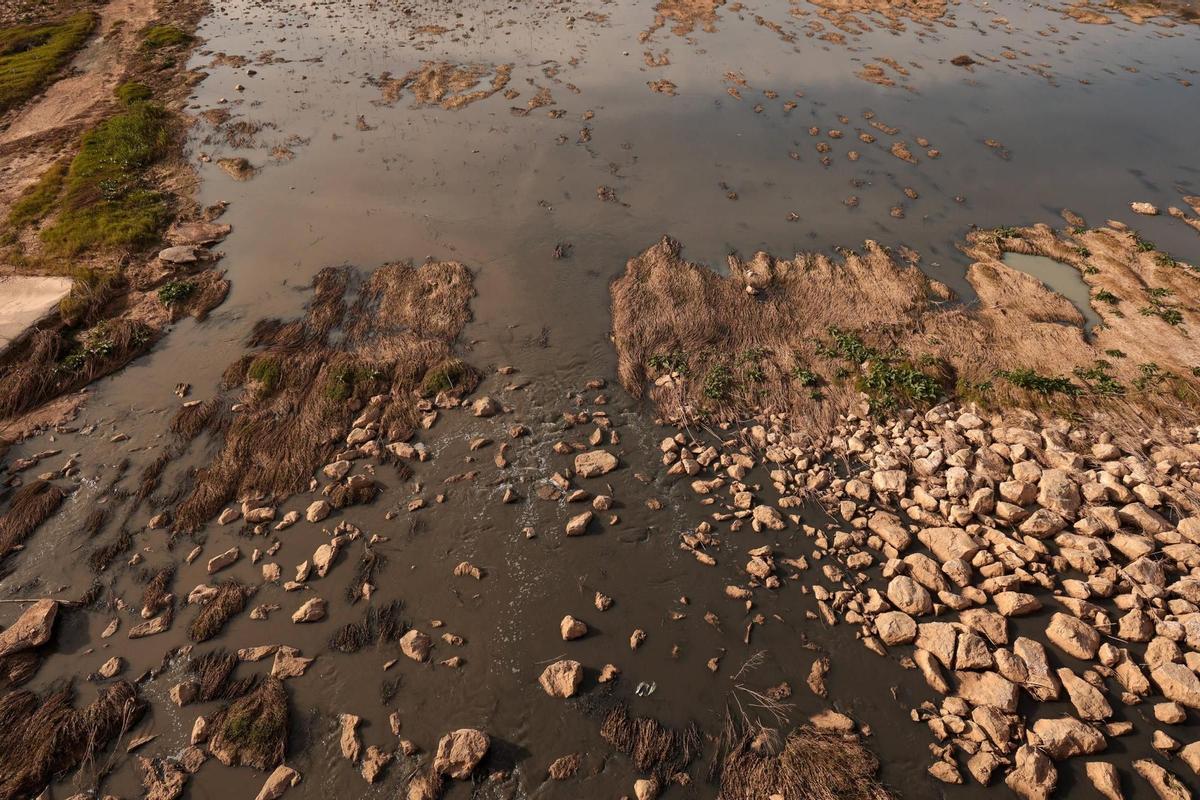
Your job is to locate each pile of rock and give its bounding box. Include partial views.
[672,401,1200,798]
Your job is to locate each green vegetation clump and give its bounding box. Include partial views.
[817,327,943,410]
[1073,360,1124,396]
[4,159,67,235]
[1133,362,1168,392]
[141,24,192,49]
[792,366,820,387]
[1139,288,1183,326]
[996,367,1081,397]
[324,364,380,402]
[702,365,734,401]
[115,81,152,105]
[648,350,690,376]
[246,356,281,395]
[40,102,172,255]
[59,266,118,325]
[0,12,97,113]
[59,321,147,373]
[158,279,195,306]
[419,357,469,396]
[1093,289,1119,305]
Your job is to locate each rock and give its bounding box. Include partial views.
[1014,637,1061,701]
[245,506,276,524]
[560,615,588,640]
[1037,469,1080,516]
[634,777,660,800]
[207,546,240,574]
[158,245,201,265]
[271,647,314,679]
[138,756,187,800]
[995,592,1041,617]
[1085,761,1123,800]
[574,450,618,477]
[565,511,593,536]
[955,670,1019,713]
[254,766,301,800]
[305,500,331,523]
[1046,612,1100,660]
[917,527,982,563]
[1181,740,1200,775]
[875,611,917,645]
[218,508,241,525]
[752,504,786,530]
[928,760,963,784]
[291,597,326,623]
[433,728,490,779]
[539,659,583,698]
[1031,716,1106,759]
[967,751,1005,785]
[1153,702,1186,725]
[0,599,58,657]
[872,469,906,495]
[887,576,932,615]
[400,629,432,662]
[1151,662,1200,709]
[1131,202,1160,215]
[472,396,499,417]
[1057,668,1112,720]
[915,648,950,694]
[1005,745,1057,800]
[361,746,392,783]
[339,714,361,762]
[1133,759,1189,800]
[810,709,855,732]
[98,656,123,679]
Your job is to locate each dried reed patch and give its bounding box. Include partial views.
[206,676,288,770]
[600,704,703,779]
[329,600,407,653]
[0,680,144,800]
[171,260,475,531]
[187,581,251,642]
[716,726,892,800]
[0,479,65,559]
[610,227,1200,431]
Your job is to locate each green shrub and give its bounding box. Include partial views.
[996,368,1081,397]
[702,365,734,401]
[0,12,96,113]
[158,279,195,306]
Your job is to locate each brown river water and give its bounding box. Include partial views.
[5,0,1200,798]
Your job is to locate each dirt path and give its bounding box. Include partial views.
[0,0,156,148]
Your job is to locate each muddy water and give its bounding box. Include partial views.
[1001,253,1100,330]
[5,0,1200,798]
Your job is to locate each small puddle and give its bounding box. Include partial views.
[1001,252,1101,331]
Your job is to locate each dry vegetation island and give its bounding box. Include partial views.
[0,0,1199,799]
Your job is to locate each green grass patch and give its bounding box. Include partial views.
[702,364,734,401]
[5,158,67,235]
[0,12,97,113]
[141,24,192,49]
[115,81,152,105]
[247,355,281,395]
[40,101,172,255]
[419,357,470,396]
[648,350,690,377]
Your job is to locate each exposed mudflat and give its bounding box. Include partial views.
[1,0,1200,799]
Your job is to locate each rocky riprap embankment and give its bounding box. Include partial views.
[668,402,1200,799]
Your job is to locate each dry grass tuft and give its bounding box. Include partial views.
[600,704,703,779]
[715,726,893,800]
[0,479,65,559]
[0,680,144,800]
[190,648,258,702]
[139,566,174,618]
[187,581,251,642]
[206,676,288,770]
[329,600,407,653]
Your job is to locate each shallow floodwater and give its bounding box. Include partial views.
[1001,252,1101,330]
[5,0,1200,798]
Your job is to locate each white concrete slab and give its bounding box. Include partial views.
[0,275,73,351]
